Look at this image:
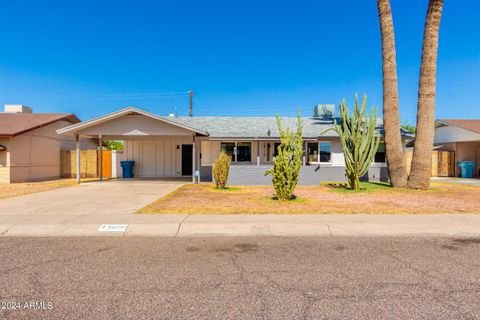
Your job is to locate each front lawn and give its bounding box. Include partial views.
[0,179,86,199]
[138,182,480,214]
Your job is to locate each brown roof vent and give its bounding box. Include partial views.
[3,104,33,114]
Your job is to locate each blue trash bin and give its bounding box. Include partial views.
[120,161,135,178]
[458,161,475,178]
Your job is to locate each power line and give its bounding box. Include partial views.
[6,91,190,99]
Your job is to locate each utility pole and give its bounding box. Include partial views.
[189,89,194,117]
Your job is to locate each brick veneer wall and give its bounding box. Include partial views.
[201,164,389,186]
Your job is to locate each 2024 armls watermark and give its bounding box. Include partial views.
[1,301,53,311]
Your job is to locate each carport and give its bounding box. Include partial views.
[434,119,480,177]
[57,107,209,183]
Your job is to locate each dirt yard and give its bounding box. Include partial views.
[0,179,82,199]
[139,182,480,214]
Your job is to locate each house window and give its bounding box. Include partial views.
[220,142,235,161]
[307,142,331,163]
[236,142,251,162]
[266,143,271,162]
[375,143,386,163]
[307,143,318,164]
[319,142,331,162]
[273,142,281,157]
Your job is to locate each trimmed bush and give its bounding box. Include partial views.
[213,150,232,189]
[265,109,303,200]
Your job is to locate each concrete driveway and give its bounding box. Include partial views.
[0,179,185,215]
[432,177,480,186]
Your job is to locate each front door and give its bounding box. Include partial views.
[182,144,193,176]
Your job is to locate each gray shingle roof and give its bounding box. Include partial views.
[170,116,410,139]
[172,116,336,138]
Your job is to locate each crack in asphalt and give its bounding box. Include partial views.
[326,224,333,237]
[376,240,475,320]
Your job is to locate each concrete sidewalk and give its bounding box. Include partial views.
[0,213,479,237]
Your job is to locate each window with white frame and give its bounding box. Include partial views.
[236,142,251,162]
[374,143,386,163]
[307,141,332,163]
[220,142,251,162]
[307,142,318,163]
[273,142,281,157]
[319,142,332,162]
[220,142,235,161]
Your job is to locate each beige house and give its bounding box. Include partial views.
[434,119,480,177]
[0,104,95,183]
[58,106,412,185]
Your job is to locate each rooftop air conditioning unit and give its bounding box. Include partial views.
[313,104,335,119]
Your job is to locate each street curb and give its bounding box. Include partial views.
[1,222,479,238]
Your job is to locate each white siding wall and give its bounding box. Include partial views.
[329,140,346,166]
[435,125,480,144]
[200,141,220,166]
[78,114,196,137]
[125,136,193,177]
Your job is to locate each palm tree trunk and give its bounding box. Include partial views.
[408,0,443,189]
[377,0,407,188]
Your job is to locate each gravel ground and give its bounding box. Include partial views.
[140,183,480,214]
[0,237,479,319]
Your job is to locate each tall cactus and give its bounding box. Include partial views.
[334,94,380,190]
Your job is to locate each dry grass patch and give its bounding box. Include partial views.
[0,179,92,199]
[139,182,480,214]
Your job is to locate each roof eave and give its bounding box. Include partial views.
[2,114,80,137]
[57,107,209,136]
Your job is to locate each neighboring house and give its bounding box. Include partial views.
[0,104,96,183]
[434,119,480,177]
[58,106,412,185]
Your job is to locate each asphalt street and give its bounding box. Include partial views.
[0,237,479,319]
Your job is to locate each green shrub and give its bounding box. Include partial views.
[265,109,303,200]
[213,150,232,189]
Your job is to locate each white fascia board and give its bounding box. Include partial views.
[56,106,208,136]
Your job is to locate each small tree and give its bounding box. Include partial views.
[213,150,231,189]
[104,140,124,150]
[265,109,303,200]
[333,94,380,190]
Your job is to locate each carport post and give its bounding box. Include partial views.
[98,135,103,181]
[75,134,80,183]
[303,141,307,166]
[192,134,196,183]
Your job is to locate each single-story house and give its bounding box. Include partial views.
[57,106,413,185]
[0,104,96,183]
[434,119,480,177]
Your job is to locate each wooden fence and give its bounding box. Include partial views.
[61,150,112,178]
[405,150,455,177]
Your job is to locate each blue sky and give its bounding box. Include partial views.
[0,0,479,123]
